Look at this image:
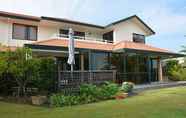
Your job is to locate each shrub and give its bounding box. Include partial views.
[50,94,80,107]
[99,82,119,100]
[79,84,100,103]
[32,57,57,94]
[50,82,119,107]
[171,68,186,81]
[80,84,99,97]
[165,60,180,76]
[120,82,134,93]
[165,60,186,81]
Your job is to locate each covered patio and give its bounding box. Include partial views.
[25,38,183,90]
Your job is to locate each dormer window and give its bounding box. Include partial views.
[133,33,145,43]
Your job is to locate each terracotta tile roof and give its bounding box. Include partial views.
[32,39,114,51]
[113,41,170,53]
[0,46,17,51]
[32,39,172,53]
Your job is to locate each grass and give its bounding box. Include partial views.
[1,87,186,118]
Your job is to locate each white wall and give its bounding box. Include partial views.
[0,18,151,47]
[113,20,148,43]
[38,25,58,41]
[0,20,40,47]
[0,20,10,46]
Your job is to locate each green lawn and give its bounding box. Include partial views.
[1,87,186,118]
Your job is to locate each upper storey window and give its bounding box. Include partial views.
[12,23,37,41]
[59,29,85,39]
[133,33,145,44]
[103,31,113,43]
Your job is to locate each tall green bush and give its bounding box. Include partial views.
[0,47,57,96]
[32,57,57,94]
[165,60,186,81]
[0,47,41,96]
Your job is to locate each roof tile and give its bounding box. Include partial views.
[32,39,171,53]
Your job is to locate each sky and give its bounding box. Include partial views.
[0,0,186,52]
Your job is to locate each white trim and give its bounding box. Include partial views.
[32,49,79,54]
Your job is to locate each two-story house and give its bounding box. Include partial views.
[0,11,182,84]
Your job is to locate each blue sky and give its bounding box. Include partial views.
[0,0,186,52]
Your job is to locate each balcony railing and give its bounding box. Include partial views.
[51,34,113,43]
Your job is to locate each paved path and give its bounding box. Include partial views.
[134,81,186,92]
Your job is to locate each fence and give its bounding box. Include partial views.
[58,70,116,93]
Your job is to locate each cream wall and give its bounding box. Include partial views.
[38,25,58,40]
[0,20,11,46]
[0,20,104,47]
[112,20,149,43]
[0,18,152,47]
[0,20,40,47]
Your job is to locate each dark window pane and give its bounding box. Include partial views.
[13,24,27,40]
[110,53,124,72]
[133,33,145,43]
[59,29,69,38]
[59,29,85,39]
[103,31,113,43]
[28,26,37,40]
[13,24,37,41]
[91,52,110,70]
[74,31,85,39]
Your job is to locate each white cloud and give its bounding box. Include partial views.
[140,6,186,35]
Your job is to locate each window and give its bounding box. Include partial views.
[59,29,85,39]
[13,24,37,41]
[133,33,145,43]
[59,29,69,38]
[91,52,110,70]
[74,31,85,39]
[103,31,113,43]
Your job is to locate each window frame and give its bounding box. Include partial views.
[59,29,85,39]
[103,31,113,43]
[12,23,38,41]
[133,33,145,44]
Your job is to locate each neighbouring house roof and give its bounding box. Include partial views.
[27,39,180,56]
[0,11,155,34]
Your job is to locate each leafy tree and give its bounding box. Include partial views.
[180,45,186,53]
[32,57,57,94]
[0,47,40,96]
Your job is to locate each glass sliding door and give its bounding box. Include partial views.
[151,59,158,82]
[126,54,149,84]
[57,54,81,71]
[91,52,110,70]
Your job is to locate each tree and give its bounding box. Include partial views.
[180,45,186,53]
[0,47,40,96]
